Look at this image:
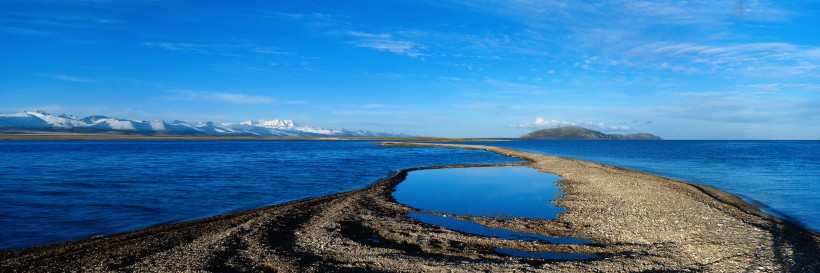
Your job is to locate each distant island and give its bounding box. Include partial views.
[520,126,662,140]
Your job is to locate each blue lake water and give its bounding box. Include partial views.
[471,140,820,232]
[0,140,518,250]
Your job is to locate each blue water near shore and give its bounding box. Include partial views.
[0,140,519,250]
[473,140,820,232]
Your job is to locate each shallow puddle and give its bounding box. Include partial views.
[394,166,599,260]
[394,166,566,219]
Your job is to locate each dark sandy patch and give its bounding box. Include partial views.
[1,142,817,272]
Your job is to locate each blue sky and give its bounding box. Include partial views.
[1,0,819,139]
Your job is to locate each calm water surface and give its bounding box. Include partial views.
[394,166,598,260]
[473,140,820,232]
[394,166,564,219]
[0,140,518,250]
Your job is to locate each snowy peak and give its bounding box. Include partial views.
[0,111,406,137]
[19,111,84,128]
[239,119,296,128]
[81,115,110,124]
[260,119,295,128]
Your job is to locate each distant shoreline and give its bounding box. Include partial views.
[1,142,817,271]
[0,133,509,142]
[4,133,817,141]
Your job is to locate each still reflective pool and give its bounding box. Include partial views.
[393,166,599,260]
[393,166,565,219]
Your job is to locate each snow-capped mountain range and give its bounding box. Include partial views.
[0,110,405,137]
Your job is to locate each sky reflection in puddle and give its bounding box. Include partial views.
[394,166,600,260]
[394,166,565,219]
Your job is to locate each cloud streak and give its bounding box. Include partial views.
[52,75,97,83]
[168,90,304,105]
[624,42,819,77]
[346,31,426,58]
[143,42,295,57]
[0,26,52,36]
[645,91,818,125]
[457,102,505,115]
[437,0,811,79]
[511,117,631,131]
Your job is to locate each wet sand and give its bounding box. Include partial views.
[1,142,818,272]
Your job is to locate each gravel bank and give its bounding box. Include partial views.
[1,142,817,272]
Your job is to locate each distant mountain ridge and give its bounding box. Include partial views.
[0,110,405,137]
[520,126,662,140]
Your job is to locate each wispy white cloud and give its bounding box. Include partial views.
[620,0,789,24]
[167,90,304,105]
[457,102,505,115]
[143,42,223,53]
[804,48,820,60]
[332,103,427,117]
[461,0,788,27]
[625,42,819,77]
[739,83,820,93]
[332,109,413,116]
[346,31,426,58]
[645,91,820,125]
[251,47,294,55]
[255,10,350,29]
[483,78,560,95]
[52,74,98,83]
[437,0,809,79]
[0,26,52,36]
[257,10,428,59]
[143,42,295,57]
[359,72,410,79]
[511,117,632,131]
[0,9,128,36]
[359,103,406,109]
